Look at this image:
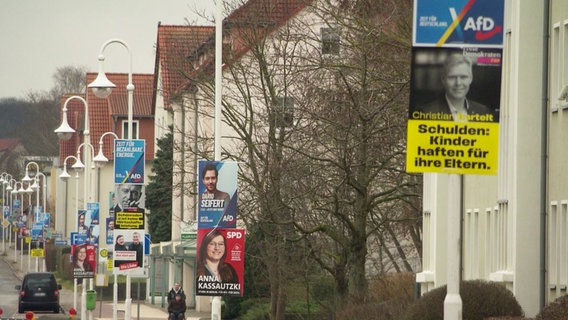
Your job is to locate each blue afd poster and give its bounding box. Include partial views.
[413,0,504,47]
[197,160,238,228]
[114,139,145,184]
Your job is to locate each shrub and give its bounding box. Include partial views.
[369,272,416,303]
[403,280,524,320]
[535,294,568,320]
[239,298,270,320]
[335,301,408,320]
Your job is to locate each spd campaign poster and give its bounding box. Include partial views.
[406,47,501,175]
[71,244,97,279]
[195,228,245,296]
[413,0,504,48]
[114,139,145,184]
[197,161,238,229]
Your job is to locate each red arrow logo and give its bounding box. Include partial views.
[475,25,502,41]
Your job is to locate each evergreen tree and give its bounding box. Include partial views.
[146,126,173,242]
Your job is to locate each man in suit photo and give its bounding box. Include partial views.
[419,54,496,122]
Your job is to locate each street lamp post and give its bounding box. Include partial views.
[22,180,34,273]
[22,162,41,222]
[0,173,11,253]
[60,154,81,311]
[88,38,135,320]
[33,172,48,272]
[6,179,15,255]
[55,96,91,320]
[23,162,43,272]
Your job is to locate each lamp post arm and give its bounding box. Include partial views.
[98,39,134,139]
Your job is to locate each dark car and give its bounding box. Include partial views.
[15,272,62,313]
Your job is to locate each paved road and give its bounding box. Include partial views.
[0,254,21,318]
[0,248,210,320]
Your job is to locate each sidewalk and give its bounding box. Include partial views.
[3,250,210,320]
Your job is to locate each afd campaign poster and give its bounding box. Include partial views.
[197,161,238,229]
[406,47,502,175]
[114,139,145,184]
[413,0,504,48]
[195,228,245,296]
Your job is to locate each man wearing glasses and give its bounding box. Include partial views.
[114,183,144,213]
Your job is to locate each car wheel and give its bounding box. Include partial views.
[54,305,60,313]
[18,305,24,313]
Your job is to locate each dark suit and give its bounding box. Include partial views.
[419,95,497,122]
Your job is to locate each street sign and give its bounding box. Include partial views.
[31,248,44,257]
[55,239,68,246]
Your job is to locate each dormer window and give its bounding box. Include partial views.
[321,27,340,55]
[122,120,139,139]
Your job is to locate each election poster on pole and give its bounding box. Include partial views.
[197,161,238,228]
[195,228,245,296]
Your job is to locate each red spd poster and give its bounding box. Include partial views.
[71,244,96,278]
[195,228,245,296]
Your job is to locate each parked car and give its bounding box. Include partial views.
[15,272,61,313]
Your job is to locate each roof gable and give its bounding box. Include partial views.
[155,24,214,110]
[191,0,312,77]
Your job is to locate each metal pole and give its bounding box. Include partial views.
[212,0,224,318]
[444,174,463,320]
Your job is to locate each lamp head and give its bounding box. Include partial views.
[30,179,39,191]
[22,170,32,183]
[72,158,85,172]
[59,170,71,181]
[23,184,33,195]
[93,145,109,167]
[88,72,116,98]
[54,119,75,140]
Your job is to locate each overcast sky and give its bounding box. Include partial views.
[0,1,217,99]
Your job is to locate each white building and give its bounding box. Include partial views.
[417,1,568,317]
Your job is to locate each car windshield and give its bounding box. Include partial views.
[27,278,52,287]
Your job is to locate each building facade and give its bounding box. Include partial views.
[417,0,568,317]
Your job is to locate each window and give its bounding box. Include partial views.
[321,27,340,55]
[122,120,139,139]
[271,96,294,129]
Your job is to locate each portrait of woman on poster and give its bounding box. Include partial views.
[196,230,238,283]
[72,244,93,272]
[114,234,129,267]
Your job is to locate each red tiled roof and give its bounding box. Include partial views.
[227,0,309,26]
[191,0,310,77]
[0,138,22,151]
[58,72,155,166]
[154,24,214,110]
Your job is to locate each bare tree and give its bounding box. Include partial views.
[49,65,87,99]
[180,0,420,316]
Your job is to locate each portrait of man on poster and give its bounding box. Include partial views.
[410,48,501,123]
[198,163,230,209]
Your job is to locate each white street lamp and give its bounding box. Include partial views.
[88,38,134,140]
[23,162,41,222]
[10,181,18,260]
[0,172,11,253]
[54,96,90,141]
[88,38,135,320]
[93,132,119,165]
[60,154,81,311]
[6,178,15,253]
